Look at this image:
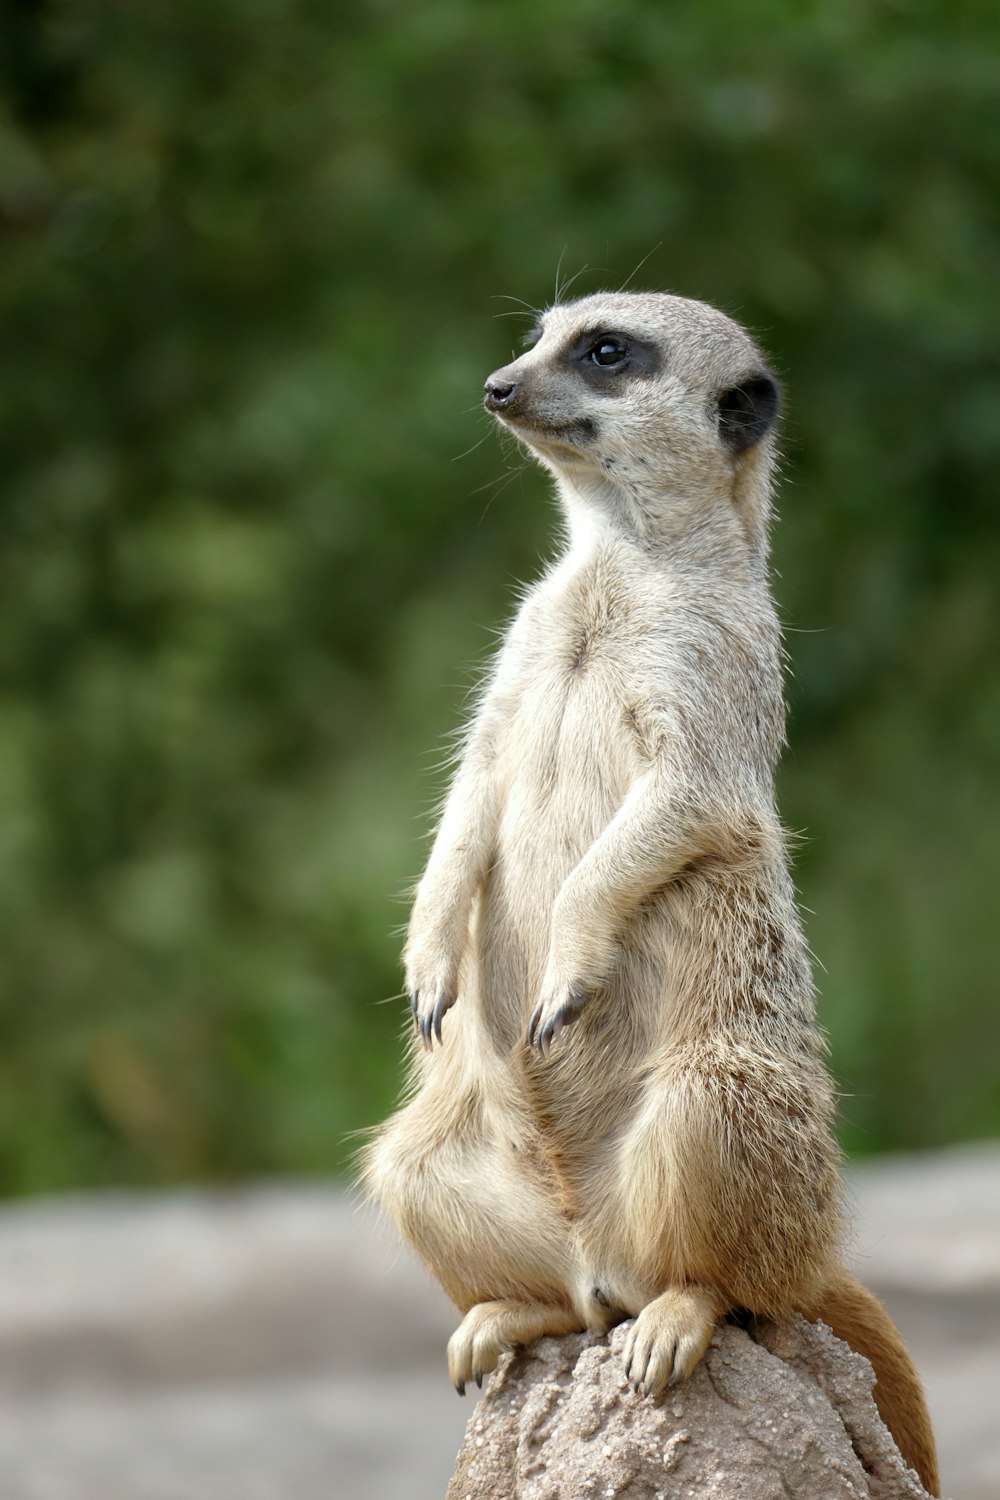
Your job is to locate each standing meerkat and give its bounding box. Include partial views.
[363,291,939,1495]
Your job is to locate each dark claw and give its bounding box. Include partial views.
[475,1372,483,1389]
[421,1014,433,1049]
[409,991,419,1019]
[528,986,591,1054]
[432,996,446,1044]
[540,1010,568,1057]
[454,1378,466,1396]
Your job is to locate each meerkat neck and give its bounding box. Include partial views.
[554,479,622,558]
[555,473,764,582]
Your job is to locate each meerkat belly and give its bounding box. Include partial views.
[473,653,643,1040]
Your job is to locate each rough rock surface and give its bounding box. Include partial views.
[2,1146,998,1497]
[445,1317,934,1500]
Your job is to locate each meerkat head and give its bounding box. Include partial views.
[483,291,780,554]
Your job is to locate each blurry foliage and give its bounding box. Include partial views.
[0,0,998,1192]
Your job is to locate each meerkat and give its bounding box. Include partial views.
[362,291,940,1495]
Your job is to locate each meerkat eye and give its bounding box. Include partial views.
[590,337,628,367]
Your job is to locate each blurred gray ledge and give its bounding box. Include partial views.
[0,1142,997,1500]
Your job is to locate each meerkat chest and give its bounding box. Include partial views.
[494,571,660,821]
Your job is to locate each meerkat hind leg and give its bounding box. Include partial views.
[447,1298,583,1394]
[622,1284,726,1396]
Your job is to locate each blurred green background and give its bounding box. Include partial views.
[0,0,997,1194]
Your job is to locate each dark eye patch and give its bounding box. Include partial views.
[565,327,662,388]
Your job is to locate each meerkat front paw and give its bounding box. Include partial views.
[528,904,615,1054]
[404,935,462,1049]
[621,1286,721,1397]
[404,885,472,1048]
[526,978,591,1056]
[408,977,457,1049]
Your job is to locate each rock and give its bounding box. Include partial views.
[445,1317,935,1500]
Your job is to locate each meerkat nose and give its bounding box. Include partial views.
[484,375,519,411]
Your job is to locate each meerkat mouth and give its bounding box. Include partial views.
[497,412,598,446]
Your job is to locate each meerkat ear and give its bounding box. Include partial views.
[717,372,780,454]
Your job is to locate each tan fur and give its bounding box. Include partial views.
[362,292,939,1495]
[804,1271,940,1495]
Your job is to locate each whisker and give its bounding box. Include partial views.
[557,262,604,302]
[471,458,528,522]
[618,242,663,293]
[452,428,493,462]
[491,293,541,316]
[553,246,569,304]
[471,459,527,501]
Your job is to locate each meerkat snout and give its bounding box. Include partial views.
[483,374,519,412]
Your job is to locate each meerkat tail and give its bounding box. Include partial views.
[804,1270,940,1496]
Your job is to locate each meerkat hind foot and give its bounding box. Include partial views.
[447,1298,582,1394]
[622,1285,724,1397]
